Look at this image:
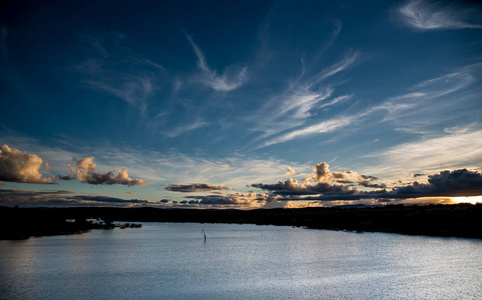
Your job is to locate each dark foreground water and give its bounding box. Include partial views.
[1,223,481,299]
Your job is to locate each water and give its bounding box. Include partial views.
[1,223,481,299]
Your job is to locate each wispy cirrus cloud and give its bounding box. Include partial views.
[259,61,480,149]
[306,50,360,88]
[398,0,482,30]
[368,63,481,122]
[86,75,155,113]
[160,119,209,138]
[363,129,482,176]
[0,131,303,188]
[187,35,248,91]
[262,116,355,147]
[76,33,164,112]
[251,50,360,145]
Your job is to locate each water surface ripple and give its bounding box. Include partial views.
[1,223,481,299]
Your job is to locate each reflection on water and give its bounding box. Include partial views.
[1,223,481,299]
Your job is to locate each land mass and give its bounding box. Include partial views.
[1,203,481,240]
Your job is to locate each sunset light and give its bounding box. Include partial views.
[1,1,481,299]
[451,196,482,205]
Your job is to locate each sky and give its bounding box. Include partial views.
[1,0,481,209]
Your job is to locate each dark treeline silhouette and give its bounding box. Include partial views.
[1,203,481,240]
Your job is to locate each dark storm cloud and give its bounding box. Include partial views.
[57,174,75,180]
[164,183,234,192]
[390,169,482,198]
[185,192,280,206]
[252,163,482,201]
[251,179,358,195]
[412,173,425,178]
[314,169,482,200]
[357,175,387,189]
[72,195,150,204]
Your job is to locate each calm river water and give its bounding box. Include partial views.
[1,223,481,299]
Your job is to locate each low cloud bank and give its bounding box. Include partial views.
[185,192,281,208]
[164,183,233,192]
[390,169,482,198]
[252,162,482,201]
[0,189,152,207]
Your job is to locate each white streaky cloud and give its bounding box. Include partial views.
[319,94,352,109]
[0,145,54,184]
[363,129,482,177]
[369,62,482,124]
[387,63,479,102]
[76,33,164,112]
[187,35,248,91]
[249,49,360,144]
[280,88,333,118]
[308,50,359,88]
[414,67,477,97]
[369,102,417,122]
[256,62,481,148]
[444,123,478,135]
[262,116,354,147]
[160,119,209,138]
[148,152,306,188]
[251,88,335,141]
[87,75,154,113]
[0,131,308,188]
[143,58,166,72]
[0,133,300,188]
[398,0,482,30]
[57,137,304,186]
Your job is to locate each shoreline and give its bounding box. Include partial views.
[1,203,481,240]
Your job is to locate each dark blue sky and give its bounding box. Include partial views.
[1,0,481,208]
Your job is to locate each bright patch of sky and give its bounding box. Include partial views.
[1,0,481,208]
